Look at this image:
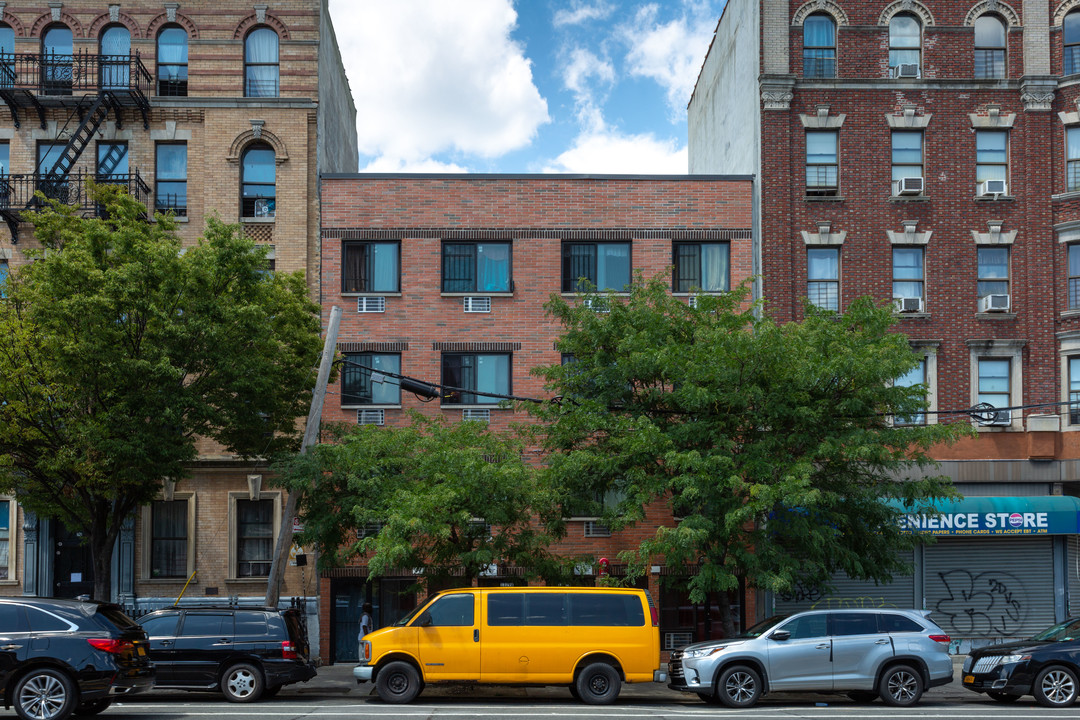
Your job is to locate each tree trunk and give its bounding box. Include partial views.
[717,589,737,638]
[90,521,118,602]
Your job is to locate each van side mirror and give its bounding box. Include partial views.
[418,613,432,627]
[770,629,791,641]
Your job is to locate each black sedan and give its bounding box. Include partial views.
[962,618,1080,707]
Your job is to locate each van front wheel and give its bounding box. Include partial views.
[375,662,422,704]
[575,662,621,705]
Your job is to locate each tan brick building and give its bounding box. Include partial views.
[0,0,356,654]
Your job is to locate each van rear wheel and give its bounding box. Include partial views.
[376,661,422,704]
[575,662,620,705]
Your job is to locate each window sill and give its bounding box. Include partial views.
[975,424,1021,432]
[226,577,271,584]
[975,312,1017,320]
[560,291,631,297]
[888,195,930,202]
[341,404,401,410]
[972,195,1015,202]
[341,292,403,297]
[241,217,276,223]
[1061,309,1080,318]
[440,404,508,410]
[154,214,189,223]
[1052,191,1080,202]
[672,292,727,297]
[0,579,18,586]
[804,194,844,202]
[894,312,930,319]
[140,577,191,584]
[441,292,514,297]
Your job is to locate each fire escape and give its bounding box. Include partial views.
[0,49,152,241]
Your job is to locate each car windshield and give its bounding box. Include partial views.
[1030,618,1080,642]
[394,595,437,627]
[736,614,789,638]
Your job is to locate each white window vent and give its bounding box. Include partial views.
[583,297,611,313]
[357,296,386,313]
[665,632,694,651]
[894,297,923,314]
[357,409,385,426]
[584,520,611,538]
[980,409,1012,426]
[462,408,490,423]
[688,296,699,308]
[896,177,923,195]
[979,179,1007,197]
[357,521,384,539]
[463,296,491,313]
[894,64,920,78]
[978,294,1010,313]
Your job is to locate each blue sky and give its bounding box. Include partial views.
[327,0,727,174]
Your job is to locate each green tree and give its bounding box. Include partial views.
[530,276,969,635]
[0,185,323,600]
[275,413,565,591]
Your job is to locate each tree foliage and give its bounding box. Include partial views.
[275,413,567,590]
[530,276,970,634]
[0,185,324,599]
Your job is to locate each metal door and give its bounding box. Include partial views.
[173,612,234,685]
[829,612,893,690]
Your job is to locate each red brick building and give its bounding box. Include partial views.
[317,174,753,663]
[689,0,1080,648]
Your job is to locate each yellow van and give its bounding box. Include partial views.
[353,586,666,704]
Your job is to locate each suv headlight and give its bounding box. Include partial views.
[683,644,728,659]
[998,654,1030,665]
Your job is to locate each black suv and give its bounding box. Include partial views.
[137,606,316,702]
[0,597,155,720]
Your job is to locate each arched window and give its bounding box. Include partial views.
[1066,11,1080,75]
[974,15,1006,79]
[889,13,921,77]
[241,143,275,218]
[244,27,278,98]
[0,24,15,87]
[803,14,836,78]
[42,25,73,94]
[0,23,14,54]
[157,25,188,96]
[99,24,131,90]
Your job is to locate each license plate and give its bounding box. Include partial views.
[963,675,974,684]
[137,646,146,656]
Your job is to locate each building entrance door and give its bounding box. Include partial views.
[53,522,94,598]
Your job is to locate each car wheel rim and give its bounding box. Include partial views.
[19,675,66,720]
[588,673,609,695]
[726,672,755,703]
[387,672,409,695]
[1042,670,1076,705]
[228,670,256,698]
[888,671,917,702]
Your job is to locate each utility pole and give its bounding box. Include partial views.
[265,305,341,607]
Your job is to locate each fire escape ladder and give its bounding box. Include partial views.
[48,92,113,179]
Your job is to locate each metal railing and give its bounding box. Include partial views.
[0,50,152,99]
[0,171,151,216]
[974,50,1006,79]
[803,51,836,79]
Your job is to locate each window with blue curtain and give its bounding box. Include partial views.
[99,25,130,90]
[803,14,836,78]
[442,242,510,292]
[157,26,188,96]
[156,143,187,216]
[244,27,279,97]
[342,353,401,405]
[442,353,511,405]
[241,144,276,217]
[673,242,729,293]
[562,242,630,291]
[342,241,399,292]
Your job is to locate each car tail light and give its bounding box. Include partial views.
[281,640,298,659]
[87,638,132,654]
[928,634,951,646]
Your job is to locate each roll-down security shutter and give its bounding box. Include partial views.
[774,551,916,615]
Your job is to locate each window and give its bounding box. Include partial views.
[342,241,399,293]
[892,246,924,301]
[807,247,839,311]
[879,614,925,633]
[99,25,130,90]
[568,594,645,626]
[150,500,187,579]
[1067,11,1080,75]
[561,242,631,292]
[830,613,879,636]
[894,357,927,426]
[0,24,13,87]
[442,242,511,292]
[155,143,187,216]
[139,612,179,637]
[38,141,64,175]
[1071,245,1080,309]
[781,613,828,640]
[977,358,1011,415]
[974,15,1006,79]
[1068,128,1080,192]
[0,260,7,297]
[976,130,1008,189]
[37,142,67,201]
[156,26,188,96]
[977,246,1009,298]
[96,142,128,183]
[803,14,836,78]
[673,242,729,293]
[1070,357,1080,425]
[805,130,838,194]
[0,497,12,581]
[342,353,400,406]
[891,131,923,189]
[442,353,510,405]
[241,144,275,218]
[42,25,73,95]
[244,27,279,97]
[236,498,273,577]
[421,594,474,626]
[889,14,921,74]
[180,613,233,636]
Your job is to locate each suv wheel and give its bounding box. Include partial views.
[1033,665,1079,707]
[879,664,923,707]
[221,663,264,703]
[14,668,76,720]
[375,661,421,704]
[717,665,762,708]
[574,662,620,705]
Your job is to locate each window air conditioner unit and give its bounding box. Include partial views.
[980,179,1007,196]
[463,296,491,313]
[894,297,923,313]
[978,294,1010,313]
[357,409,385,426]
[894,64,920,78]
[982,409,1012,426]
[583,296,611,312]
[357,296,386,313]
[897,177,923,195]
[688,296,699,308]
[584,520,612,538]
[462,408,490,423]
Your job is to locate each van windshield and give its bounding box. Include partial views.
[736,615,788,638]
[394,595,436,627]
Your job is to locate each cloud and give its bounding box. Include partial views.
[619,2,718,118]
[553,0,614,27]
[543,129,687,174]
[561,47,615,129]
[359,157,470,174]
[329,0,549,167]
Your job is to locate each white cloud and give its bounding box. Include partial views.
[553,0,614,27]
[543,129,687,174]
[561,47,615,129]
[329,0,549,167]
[619,2,718,118]
[359,157,470,174]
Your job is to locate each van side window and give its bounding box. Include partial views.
[423,594,474,627]
[879,613,924,633]
[180,613,233,637]
[527,593,567,625]
[488,594,524,626]
[568,593,645,626]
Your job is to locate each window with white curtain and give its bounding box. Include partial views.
[803,13,836,78]
[244,27,279,97]
[673,242,730,293]
[442,353,511,405]
[342,241,400,293]
[157,25,188,96]
[889,13,921,73]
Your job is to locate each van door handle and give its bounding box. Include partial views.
[875,639,890,645]
[474,629,479,643]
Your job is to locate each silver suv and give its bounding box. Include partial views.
[669,609,953,707]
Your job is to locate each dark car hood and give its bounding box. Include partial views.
[969,640,1053,658]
